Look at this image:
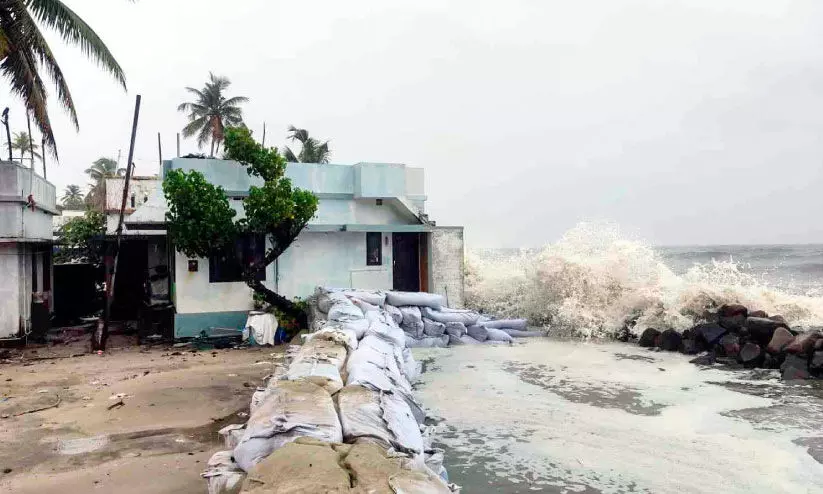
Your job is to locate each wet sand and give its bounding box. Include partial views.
[414,339,823,493]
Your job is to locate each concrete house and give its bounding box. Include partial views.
[118,158,465,338]
[0,162,58,339]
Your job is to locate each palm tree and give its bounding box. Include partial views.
[61,184,84,209]
[5,131,42,163]
[0,1,127,157]
[283,126,331,163]
[178,73,247,156]
[84,156,124,182]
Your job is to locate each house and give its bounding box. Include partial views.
[113,158,465,339]
[0,161,58,339]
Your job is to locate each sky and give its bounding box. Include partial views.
[4,0,823,247]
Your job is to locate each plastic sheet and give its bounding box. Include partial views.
[245,312,278,346]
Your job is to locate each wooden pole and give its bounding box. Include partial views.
[2,108,12,162]
[26,114,37,176]
[41,136,46,177]
[95,94,141,352]
[261,121,266,147]
[157,132,162,172]
[176,133,180,157]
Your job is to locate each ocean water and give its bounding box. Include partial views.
[466,223,823,338]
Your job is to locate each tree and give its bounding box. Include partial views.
[5,131,42,163]
[178,73,248,157]
[283,125,331,163]
[163,126,318,328]
[54,209,105,264]
[61,184,84,209]
[0,0,126,157]
[84,157,124,210]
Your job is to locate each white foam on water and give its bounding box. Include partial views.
[466,222,823,338]
[415,340,823,493]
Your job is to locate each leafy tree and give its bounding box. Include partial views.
[5,131,42,163]
[178,73,248,156]
[54,209,105,264]
[61,184,84,209]
[163,127,318,328]
[283,125,331,163]
[0,0,126,156]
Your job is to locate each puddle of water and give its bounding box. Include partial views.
[413,339,823,494]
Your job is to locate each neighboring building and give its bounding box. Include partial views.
[113,158,465,338]
[0,161,58,339]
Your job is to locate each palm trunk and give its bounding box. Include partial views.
[210,138,215,158]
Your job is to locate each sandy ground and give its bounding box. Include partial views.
[0,339,282,494]
[415,339,823,494]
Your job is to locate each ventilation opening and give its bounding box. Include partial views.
[376,199,383,206]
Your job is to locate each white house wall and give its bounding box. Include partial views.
[0,243,35,338]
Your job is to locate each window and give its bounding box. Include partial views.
[209,234,266,283]
[366,232,382,266]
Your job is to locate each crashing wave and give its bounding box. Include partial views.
[465,222,823,338]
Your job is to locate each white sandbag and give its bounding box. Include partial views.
[343,290,386,307]
[399,306,422,326]
[285,360,344,394]
[402,321,424,339]
[401,348,421,382]
[503,328,545,338]
[337,385,425,456]
[218,424,246,450]
[466,324,489,342]
[341,319,370,340]
[384,304,404,326]
[448,335,463,346]
[405,334,450,348]
[483,319,528,330]
[316,289,349,313]
[386,291,446,310]
[233,380,343,472]
[304,326,358,351]
[327,300,364,323]
[444,322,467,338]
[346,338,404,380]
[423,318,446,337]
[345,358,425,424]
[293,337,349,372]
[485,327,514,343]
[350,297,380,314]
[202,450,245,494]
[459,335,482,345]
[424,448,448,482]
[420,306,481,326]
[365,319,406,347]
[250,387,273,415]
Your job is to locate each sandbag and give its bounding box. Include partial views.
[337,385,424,456]
[405,334,450,348]
[340,319,370,340]
[502,328,545,338]
[202,450,245,494]
[384,304,403,326]
[402,321,424,339]
[459,335,482,345]
[342,290,386,307]
[485,327,514,343]
[218,424,245,450]
[401,348,421,381]
[345,442,451,494]
[386,291,446,310]
[448,335,464,346]
[345,359,425,424]
[242,438,352,493]
[365,319,406,347]
[467,324,489,342]
[327,300,364,323]
[346,336,405,379]
[445,322,467,338]
[284,360,344,394]
[400,306,422,326]
[350,297,380,314]
[304,326,357,351]
[233,380,343,472]
[421,306,480,326]
[316,289,349,313]
[483,318,528,330]
[425,448,448,482]
[293,337,349,372]
[423,318,446,337]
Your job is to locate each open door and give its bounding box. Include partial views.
[392,233,420,292]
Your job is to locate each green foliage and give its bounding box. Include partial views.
[55,209,105,264]
[61,184,84,209]
[178,72,248,155]
[283,125,331,163]
[162,168,237,259]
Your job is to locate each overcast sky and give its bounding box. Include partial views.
[4,0,823,247]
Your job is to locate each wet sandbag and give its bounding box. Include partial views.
[365,319,406,347]
[467,324,489,342]
[337,385,425,455]
[304,326,358,351]
[347,335,405,379]
[405,334,450,348]
[345,359,425,424]
[293,337,349,372]
[485,327,514,343]
[327,300,364,323]
[202,450,245,494]
[242,437,352,493]
[423,318,446,337]
[386,291,446,310]
[402,321,424,339]
[399,306,422,326]
[448,335,463,346]
[401,348,421,381]
[315,289,349,313]
[459,335,482,345]
[342,290,386,307]
[218,424,245,450]
[421,306,480,326]
[233,380,342,472]
[445,322,467,338]
[285,360,344,394]
[345,442,451,494]
[483,318,528,330]
[339,319,369,340]
[503,328,545,338]
[384,304,403,326]
[350,297,380,314]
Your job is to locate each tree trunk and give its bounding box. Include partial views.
[244,276,307,339]
[210,138,215,157]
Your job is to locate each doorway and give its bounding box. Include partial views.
[392,233,420,292]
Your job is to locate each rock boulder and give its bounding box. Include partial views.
[718,304,748,331]
[766,327,794,354]
[638,328,661,348]
[658,329,682,351]
[745,317,789,346]
[738,342,763,367]
[718,334,740,358]
[781,354,811,380]
[749,310,768,318]
[785,330,823,356]
[691,323,727,347]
